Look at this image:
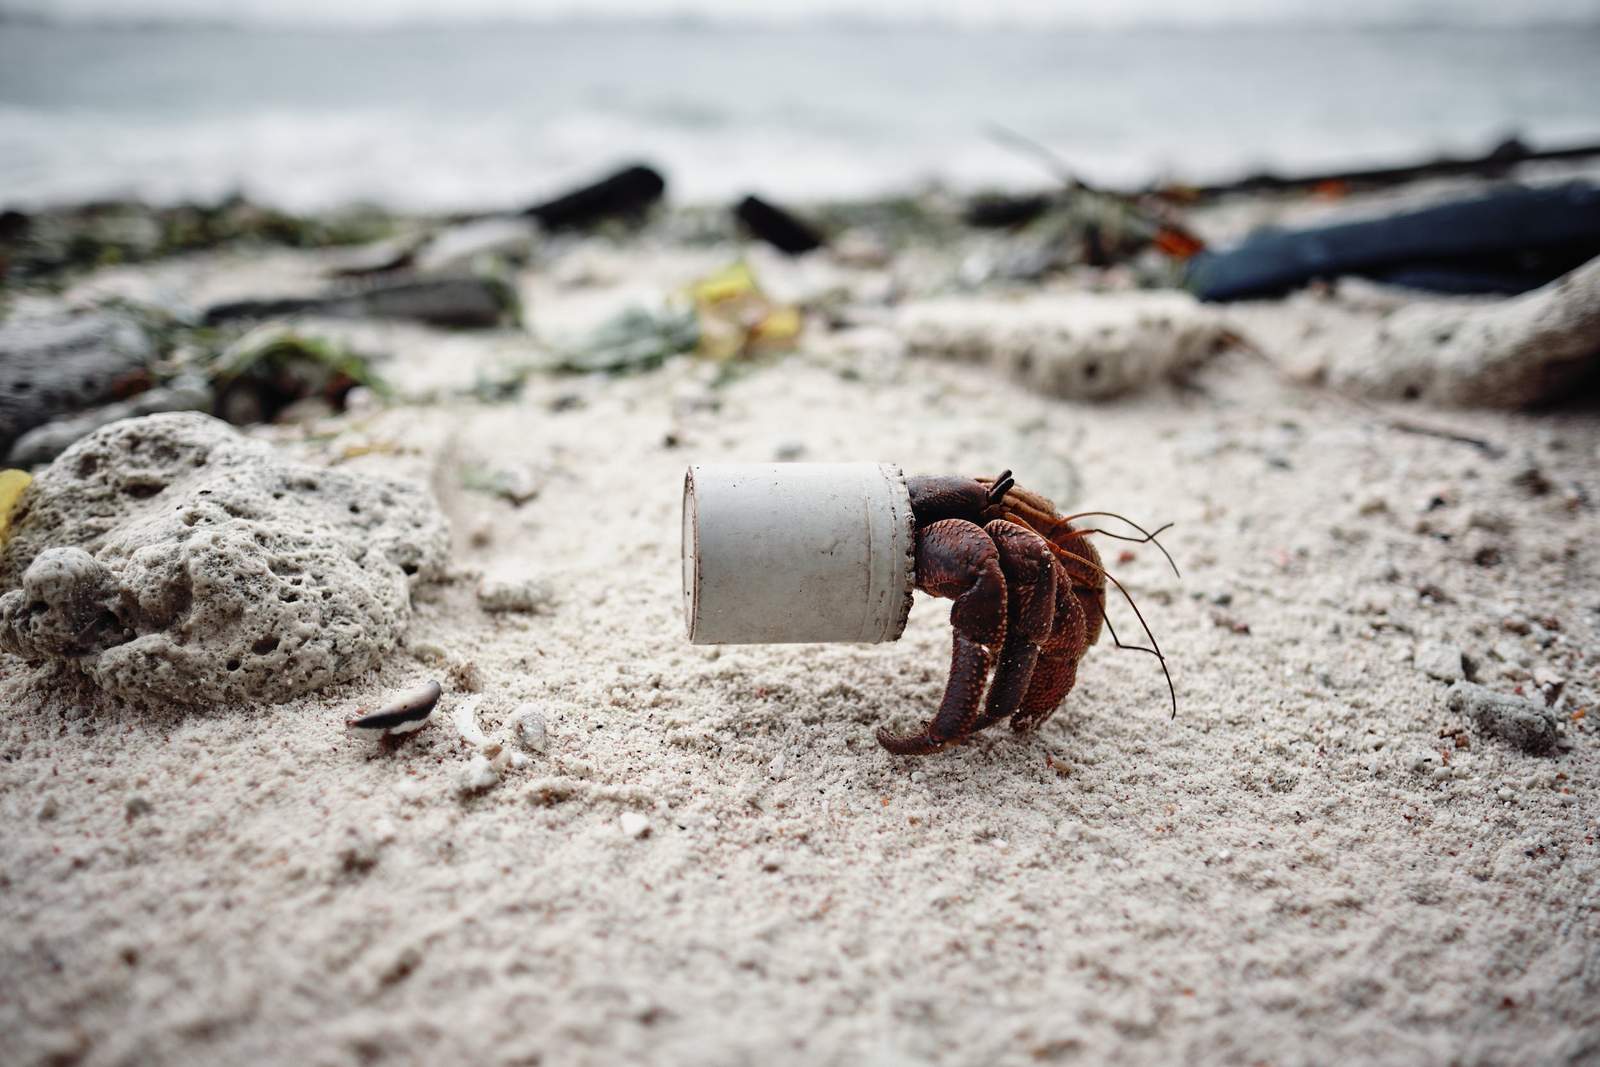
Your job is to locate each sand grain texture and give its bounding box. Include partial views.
[2,244,1598,1067]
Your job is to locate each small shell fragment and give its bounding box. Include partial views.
[347,680,443,737]
[619,812,651,839]
[453,695,491,748]
[510,704,549,752]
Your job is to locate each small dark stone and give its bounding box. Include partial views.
[0,311,156,456]
[1446,681,1559,755]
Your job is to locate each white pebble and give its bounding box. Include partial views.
[458,755,500,793]
[476,575,557,614]
[619,812,651,839]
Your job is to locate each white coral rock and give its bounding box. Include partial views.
[0,412,448,706]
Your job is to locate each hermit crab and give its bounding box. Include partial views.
[876,470,1175,755]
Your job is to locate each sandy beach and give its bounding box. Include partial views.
[2,181,1598,1066]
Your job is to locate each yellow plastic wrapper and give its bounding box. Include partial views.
[0,469,32,547]
[688,261,802,361]
[689,261,760,306]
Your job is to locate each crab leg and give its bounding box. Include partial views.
[972,520,1058,732]
[1011,564,1089,732]
[876,519,1006,755]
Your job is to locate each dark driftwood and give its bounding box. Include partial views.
[523,164,666,231]
[735,195,825,254]
[1160,137,1600,199]
[202,276,512,330]
[964,193,1055,228]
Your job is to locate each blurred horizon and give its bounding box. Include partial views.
[3,11,1598,213]
[5,0,1600,29]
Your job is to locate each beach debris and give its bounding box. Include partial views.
[0,413,448,706]
[899,292,1228,400]
[476,574,557,614]
[1187,181,1600,300]
[965,191,1056,229]
[1155,133,1600,200]
[211,326,386,426]
[618,812,652,839]
[551,263,799,373]
[555,305,700,374]
[1414,641,1465,682]
[324,232,427,277]
[202,274,519,330]
[413,217,538,276]
[0,309,157,457]
[0,195,394,288]
[0,469,30,546]
[523,163,666,231]
[510,705,549,753]
[969,124,1205,265]
[1446,680,1560,756]
[6,375,212,468]
[829,228,892,268]
[346,680,443,738]
[683,462,916,646]
[688,262,802,360]
[735,195,825,255]
[1317,254,1600,408]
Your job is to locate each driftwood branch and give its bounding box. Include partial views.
[1156,137,1600,200]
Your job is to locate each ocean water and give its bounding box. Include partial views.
[2,20,1598,211]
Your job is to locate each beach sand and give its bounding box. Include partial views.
[2,227,1598,1066]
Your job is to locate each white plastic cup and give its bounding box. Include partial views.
[682,463,916,644]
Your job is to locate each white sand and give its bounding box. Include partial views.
[3,238,1598,1066]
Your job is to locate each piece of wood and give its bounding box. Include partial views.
[1158,137,1600,200]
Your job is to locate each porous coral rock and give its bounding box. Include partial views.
[899,292,1226,400]
[1323,256,1600,407]
[0,412,447,706]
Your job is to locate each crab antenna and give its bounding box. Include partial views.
[1060,512,1181,578]
[986,470,1015,506]
[1102,616,1179,720]
[1049,544,1179,720]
